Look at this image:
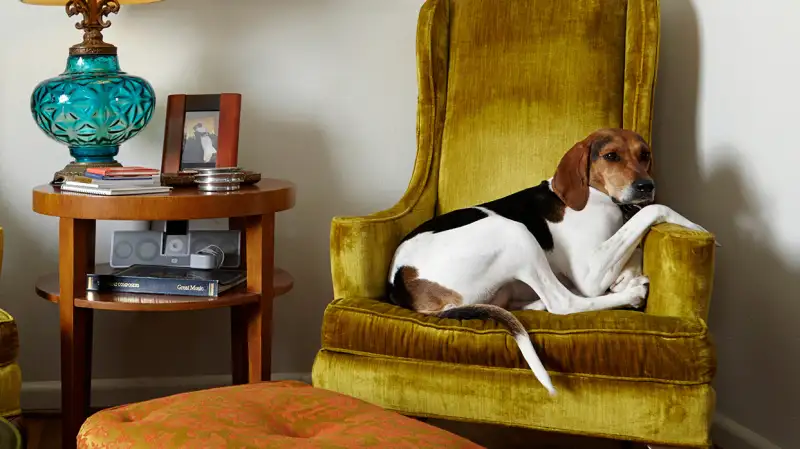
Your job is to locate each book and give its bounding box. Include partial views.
[65,175,160,188]
[87,265,247,297]
[82,172,160,182]
[85,166,160,177]
[60,184,172,196]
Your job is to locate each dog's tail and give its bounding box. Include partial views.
[437,305,556,396]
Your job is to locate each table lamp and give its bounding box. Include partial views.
[22,0,162,181]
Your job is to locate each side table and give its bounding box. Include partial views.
[31,180,295,449]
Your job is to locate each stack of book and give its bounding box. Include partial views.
[87,265,247,298]
[60,167,172,196]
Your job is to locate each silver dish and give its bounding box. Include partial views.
[197,183,241,192]
[194,167,243,175]
[194,174,246,184]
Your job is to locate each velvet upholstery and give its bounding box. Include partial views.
[0,228,22,420]
[78,381,482,448]
[316,0,717,447]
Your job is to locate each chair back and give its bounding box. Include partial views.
[433,0,659,213]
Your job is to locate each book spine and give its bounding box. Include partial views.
[87,274,221,297]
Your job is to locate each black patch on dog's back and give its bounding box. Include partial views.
[478,181,565,251]
[401,207,489,243]
[397,181,565,252]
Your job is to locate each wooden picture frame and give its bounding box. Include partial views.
[161,93,242,174]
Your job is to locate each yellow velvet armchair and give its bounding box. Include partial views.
[312,0,717,447]
[0,227,22,422]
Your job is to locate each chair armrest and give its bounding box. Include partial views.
[330,191,435,301]
[642,223,716,321]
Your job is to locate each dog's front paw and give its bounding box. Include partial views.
[610,266,642,293]
[624,275,650,309]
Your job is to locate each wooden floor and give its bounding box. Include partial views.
[20,412,656,449]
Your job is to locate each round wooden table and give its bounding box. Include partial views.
[31,181,295,449]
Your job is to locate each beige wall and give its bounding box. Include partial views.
[0,0,421,385]
[655,1,797,448]
[0,0,794,447]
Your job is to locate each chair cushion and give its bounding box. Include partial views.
[77,381,482,449]
[322,298,716,383]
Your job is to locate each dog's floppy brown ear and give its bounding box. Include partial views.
[552,138,590,211]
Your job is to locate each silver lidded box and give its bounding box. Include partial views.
[194,167,245,192]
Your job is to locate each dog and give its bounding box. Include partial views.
[386,128,711,396]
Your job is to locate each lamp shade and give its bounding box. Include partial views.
[21,0,161,4]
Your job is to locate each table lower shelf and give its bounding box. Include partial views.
[35,264,294,312]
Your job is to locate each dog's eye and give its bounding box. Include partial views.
[640,151,651,161]
[603,152,620,162]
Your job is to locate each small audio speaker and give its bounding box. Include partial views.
[110,230,241,269]
[110,231,168,268]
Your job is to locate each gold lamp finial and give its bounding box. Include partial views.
[21,0,162,56]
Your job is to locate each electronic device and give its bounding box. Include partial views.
[110,230,241,269]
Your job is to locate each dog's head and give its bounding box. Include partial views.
[552,128,654,210]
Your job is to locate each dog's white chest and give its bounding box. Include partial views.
[547,189,624,277]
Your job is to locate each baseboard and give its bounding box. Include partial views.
[21,372,312,412]
[712,413,783,449]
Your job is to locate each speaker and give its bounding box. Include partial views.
[110,230,241,269]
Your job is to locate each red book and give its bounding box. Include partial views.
[85,166,160,177]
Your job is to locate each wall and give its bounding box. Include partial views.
[0,0,795,447]
[0,0,421,397]
[655,1,798,448]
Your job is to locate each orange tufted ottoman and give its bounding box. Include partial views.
[77,380,483,448]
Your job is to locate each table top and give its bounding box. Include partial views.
[32,180,295,220]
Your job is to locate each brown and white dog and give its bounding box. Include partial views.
[387,128,712,396]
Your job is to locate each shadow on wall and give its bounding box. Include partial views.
[655,0,798,445]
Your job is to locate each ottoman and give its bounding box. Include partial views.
[0,308,21,421]
[77,381,483,448]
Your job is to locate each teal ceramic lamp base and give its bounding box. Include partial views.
[26,0,158,182]
[31,53,155,182]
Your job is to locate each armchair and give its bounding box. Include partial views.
[312,1,717,447]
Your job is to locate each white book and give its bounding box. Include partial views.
[60,184,173,196]
[65,175,160,189]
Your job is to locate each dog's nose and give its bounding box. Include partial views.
[633,179,655,194]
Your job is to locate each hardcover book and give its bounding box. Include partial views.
[87,265,247,297]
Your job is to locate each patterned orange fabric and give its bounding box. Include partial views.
[78,381,483,448]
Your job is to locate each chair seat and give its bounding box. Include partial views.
[78,381,482,449]
[322,298,716,383]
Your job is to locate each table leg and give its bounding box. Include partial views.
[59,218,95,449]
[235,214,275,383]
[229,218,247,385]
[230,307,248,385]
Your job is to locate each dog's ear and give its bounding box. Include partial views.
[552,138,591,211]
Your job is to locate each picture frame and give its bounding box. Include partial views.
[161,93,242,174]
